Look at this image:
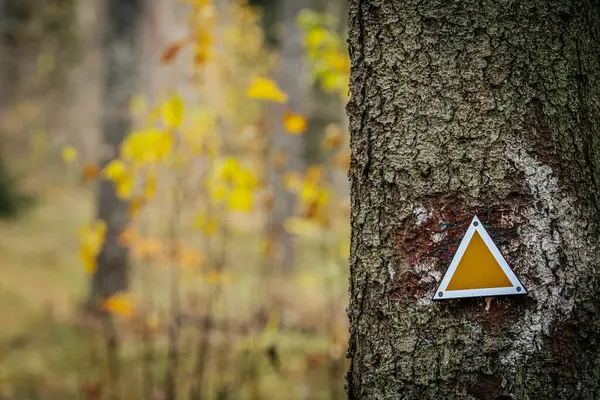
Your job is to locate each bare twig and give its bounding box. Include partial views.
[103,314,121,400]
[138,198,155,400]
[190,205,229,400]
[165,176,183,400]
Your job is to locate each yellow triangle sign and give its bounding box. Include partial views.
[433,216,526,300]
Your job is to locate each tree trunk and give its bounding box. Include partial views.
[346,1,600,399]
[270,0,310,270]
[0,0,31,218]
[91,0,141,303]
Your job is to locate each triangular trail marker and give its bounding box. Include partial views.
[433,216,526,300]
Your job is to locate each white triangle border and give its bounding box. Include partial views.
[433,215,526,300]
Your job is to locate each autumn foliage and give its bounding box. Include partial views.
[58,2,350,399]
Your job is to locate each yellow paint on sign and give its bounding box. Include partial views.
[446,231,512,291]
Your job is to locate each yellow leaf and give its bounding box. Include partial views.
[300,181,319,204]
[194,30,213,66]
[234,169,258,190]
[78,220,107,274]
[101,293,134,319]
[219,158,240,181]
[317,188,329,206]
[228,188,253,212]
[283,110,307,134]
[79,248,97,274]
[162,94,185,129]
[325,53,350,73]
[247,77,288,103]
[61,146,77,163]
[104,159,127,181]
[116,174,134,199]
[121,128,173,163]
[322,73,346,93]
[305,27,327,48]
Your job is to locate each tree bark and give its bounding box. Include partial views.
[346,0,600,399]
[91,0,142,302]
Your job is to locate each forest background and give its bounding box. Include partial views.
[0,0,351,399]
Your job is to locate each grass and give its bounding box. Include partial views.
[0,185,91,336]
[0,185,92,398]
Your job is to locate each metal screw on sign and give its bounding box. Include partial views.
[438,292,443,298]
[516,287,522,292]
[473,221,478,226]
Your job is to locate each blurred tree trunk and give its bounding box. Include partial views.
[0,0,33,218]
[91,0,142,303]
[270,0,310,270]
[304,0,339,165]
[249,0,279,46]
[346,0,600,399]
[0,0,15,218]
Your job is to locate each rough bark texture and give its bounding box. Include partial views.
[346,0,600,399]
[91,0,141,302]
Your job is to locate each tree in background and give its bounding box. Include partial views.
[269,0,312,270]
[0,0,20,218]
[91,0,142,303]
[346,0,600,398]
[0,0,70,217]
